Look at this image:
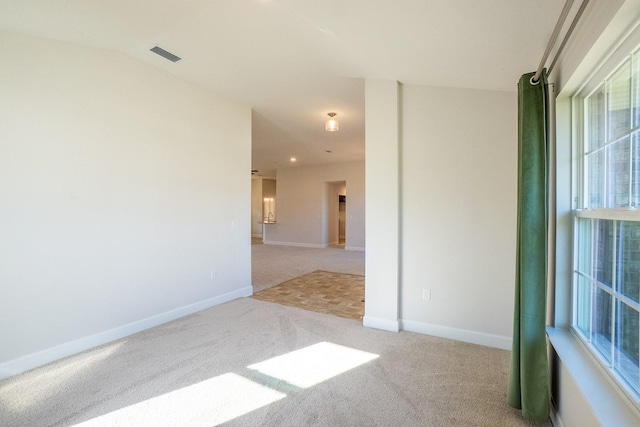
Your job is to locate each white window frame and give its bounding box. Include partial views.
[571,43,640,409]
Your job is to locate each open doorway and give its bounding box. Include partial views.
[251,177,276,245]
[325,181,346,249]
[338,195,346,245]
[251,176,363,319]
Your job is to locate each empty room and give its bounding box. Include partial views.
[2,1,640,426]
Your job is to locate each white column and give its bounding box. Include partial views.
[363,79,400,332]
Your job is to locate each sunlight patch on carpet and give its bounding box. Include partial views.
[74,373,286,427]
[247,341,379,388]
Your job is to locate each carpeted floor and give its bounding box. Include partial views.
[0,298,549,426]
[0,245,550,426]
[251,244,364,293]
[252,270,365,320]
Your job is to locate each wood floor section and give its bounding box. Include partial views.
[252,270,364,321]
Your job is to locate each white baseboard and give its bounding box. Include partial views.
[345,246,365,251]
[400,319,512,350]
[0,286,253,380]
[363,315,400,332]
[263,240,328,249]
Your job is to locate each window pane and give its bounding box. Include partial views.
[617,221,640,303]
[575,45,640,403]
[615,300,639,394]
[593,287,613,363]
[575,274,592,337]
[576,217,592,276]
[633,50,640,127]
[588,149,605,208]
[607,137,631,207]
[633,132,640,207]
[595,219,615,289]
[608,61,631,141]
[588,86,606,151]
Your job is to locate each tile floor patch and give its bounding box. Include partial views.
[252,270,364,321]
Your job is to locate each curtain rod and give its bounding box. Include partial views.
[532,0,575,83]
[548,0,590,75]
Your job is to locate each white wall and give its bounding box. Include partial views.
[251,178,263,237]
[398,84,517,348]
[263,162,364,250]
[364,79,400,332]
[0,30,252,378]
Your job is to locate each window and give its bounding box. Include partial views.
[573,47,640,401]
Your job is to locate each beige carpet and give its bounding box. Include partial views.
[253,270,365,320]
[252,244,365,293]
[0,298,549,426]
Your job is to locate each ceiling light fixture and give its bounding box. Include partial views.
[325,112,339,132]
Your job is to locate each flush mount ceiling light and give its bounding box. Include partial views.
[325,112,339,132]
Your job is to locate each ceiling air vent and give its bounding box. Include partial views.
[150,46,181,62]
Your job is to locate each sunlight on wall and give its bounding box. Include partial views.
[0,341,125,411]
[247,341,379,388]
[74,373,286,427]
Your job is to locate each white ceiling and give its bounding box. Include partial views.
[0,0,566,177]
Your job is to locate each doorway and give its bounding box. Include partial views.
[338,195,346,245]
[325,181,346,249]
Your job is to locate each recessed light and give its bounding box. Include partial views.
[290,157,297,162]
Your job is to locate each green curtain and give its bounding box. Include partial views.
[507,70,550,422]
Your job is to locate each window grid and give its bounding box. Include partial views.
[574,221,640,396]
[574,48,640,401]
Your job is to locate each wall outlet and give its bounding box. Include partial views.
[422,288,431,301]
[211,270,217,280]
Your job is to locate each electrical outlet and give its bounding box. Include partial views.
[211,270,217,280]
[422,288,431,301]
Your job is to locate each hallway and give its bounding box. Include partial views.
[251,243,365,319]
